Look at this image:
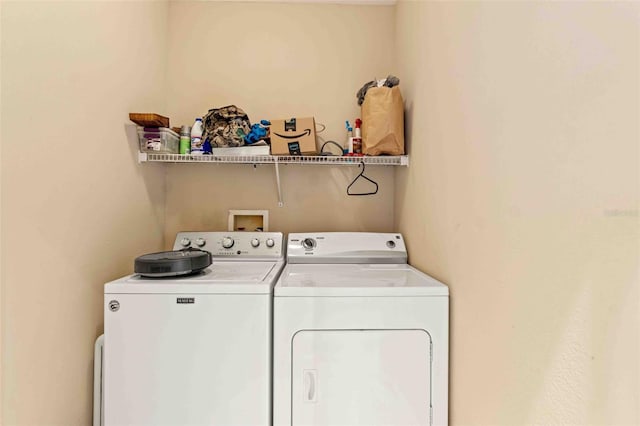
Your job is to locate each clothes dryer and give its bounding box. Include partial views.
[273,232,449,426]
[104,232,284,426]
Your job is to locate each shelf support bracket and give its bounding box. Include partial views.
[274,159,284,207]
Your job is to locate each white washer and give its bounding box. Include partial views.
[104,232,284,426]
[273,232,449,426]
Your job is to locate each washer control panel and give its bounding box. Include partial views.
[287,232,407,264]
[173,232,283,259]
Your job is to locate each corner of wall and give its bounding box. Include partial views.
[0,0,4,420]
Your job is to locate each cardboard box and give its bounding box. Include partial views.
[269,117,317,155]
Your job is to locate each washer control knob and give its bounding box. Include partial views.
[195,238,206,247]
[302,238,316,249]
[386,240,396,248]
[265,238,275,248]
[222,237,234,249]
[251,238,260,248]
[180,237,191,247]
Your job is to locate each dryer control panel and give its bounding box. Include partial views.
[287,232,407,264]
[173,232,284,260]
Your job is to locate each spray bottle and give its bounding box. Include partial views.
[345,120,354,154]
[352,118,363,154]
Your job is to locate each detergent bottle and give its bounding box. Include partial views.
[190,118,204,155]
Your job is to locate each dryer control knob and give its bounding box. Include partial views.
[266,238,275,248]
[195,238,206,247]
[251,238,260,248]
[180,237,191,247]
[222,237,234,249]
[302,238,316,249]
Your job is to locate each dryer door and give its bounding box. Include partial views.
[292,329,432,426]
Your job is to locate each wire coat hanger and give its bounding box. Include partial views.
[347,161,379,196]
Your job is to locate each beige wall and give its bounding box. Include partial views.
[164,2,397,241]
[396,1,639,425]
[1,2,168,424]
[0,2,3,420]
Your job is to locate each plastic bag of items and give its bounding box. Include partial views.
[356,75,405,156]
[202,105,252,148]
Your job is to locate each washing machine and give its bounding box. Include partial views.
[273,232,449,426]
[104,231,284,426]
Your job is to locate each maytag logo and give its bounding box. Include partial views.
[177,297,195,304]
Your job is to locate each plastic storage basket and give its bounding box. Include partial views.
[137,127,179,154]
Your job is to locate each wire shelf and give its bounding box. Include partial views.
[138,152,409,166]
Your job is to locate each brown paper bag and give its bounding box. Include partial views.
[361,86,405,156]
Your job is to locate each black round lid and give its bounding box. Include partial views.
[134,248,212,278]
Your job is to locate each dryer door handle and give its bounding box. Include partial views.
[304,369,317,402]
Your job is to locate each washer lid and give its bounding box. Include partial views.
[274,264,448,297]
[106,261,284,294]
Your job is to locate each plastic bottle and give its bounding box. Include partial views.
[190,118,204,155]
[179,125,191,155]
[352,118,363,154]
[345,121,353,154]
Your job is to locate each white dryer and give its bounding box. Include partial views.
[273,232,449,426]
[104,232,284,426]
